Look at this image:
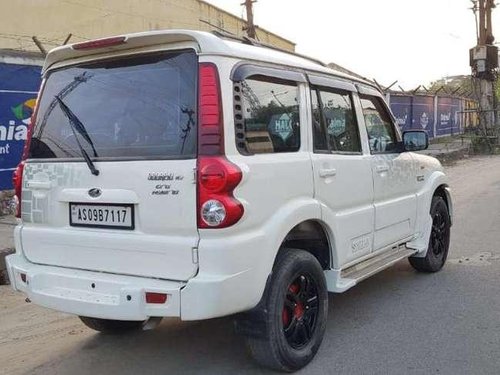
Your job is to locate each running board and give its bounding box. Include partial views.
[325,246,418,293]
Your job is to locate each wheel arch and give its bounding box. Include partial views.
[274,219,334,271]
[433,184,453,225]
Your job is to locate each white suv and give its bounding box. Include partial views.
[6,30,452,372]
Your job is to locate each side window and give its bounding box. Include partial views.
[311,89,328,151]
[236,76,300,154]
[311,87,361,153]
[359,95,399,153]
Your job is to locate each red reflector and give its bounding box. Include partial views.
[20,273,27,283]
[145,292,168,304]
[72,36,127,50]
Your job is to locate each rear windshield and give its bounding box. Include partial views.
[30,50,197,160]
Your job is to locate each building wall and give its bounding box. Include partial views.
[0,0,294,52]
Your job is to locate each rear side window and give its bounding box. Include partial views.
[30,50,198,159]
[234,77,300,154]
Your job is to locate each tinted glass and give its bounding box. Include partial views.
[360,95,399,153]
[314,88,361,153]
[30,51,197,159]
[311,89,328,151]
[239,77,300,154]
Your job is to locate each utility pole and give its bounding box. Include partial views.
[242,0,257,39]
[470,0,498,149]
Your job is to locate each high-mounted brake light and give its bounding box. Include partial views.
[197,63,244,228]
[72,36,127,50]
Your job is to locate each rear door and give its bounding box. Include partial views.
[20,50,200,281]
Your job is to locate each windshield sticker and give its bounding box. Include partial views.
[327,118,346,136]
[269,113,293,141]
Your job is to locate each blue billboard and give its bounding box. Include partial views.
[411,96,435,138]
[390,95,435,137]
[390,95,412,132]
[0,63,41,190]
[436,97,460,137]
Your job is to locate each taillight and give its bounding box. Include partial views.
[198,156,243,228]
[197,63,244,228]
[72,36,127,50]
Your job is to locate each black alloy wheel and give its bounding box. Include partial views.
[430,207,449,257]
[282,274,319,349]
[244,248,328,372]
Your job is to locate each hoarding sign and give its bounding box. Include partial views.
[412,96,435,138]
[390,95,412,132]
[0,63,41,190]
[436,97,460,137]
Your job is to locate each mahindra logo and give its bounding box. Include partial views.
[88,188,102,198]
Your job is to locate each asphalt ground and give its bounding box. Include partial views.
[1,155,499,375]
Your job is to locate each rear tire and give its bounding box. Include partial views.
[79,316,145,334]
[409,196,450,273]
[244,249,328,372]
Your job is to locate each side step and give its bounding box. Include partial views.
[325,246,418,293]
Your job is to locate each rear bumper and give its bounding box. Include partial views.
[6,253,183,321]
[6,252,257,321]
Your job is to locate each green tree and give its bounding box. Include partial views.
[428,75,473,95]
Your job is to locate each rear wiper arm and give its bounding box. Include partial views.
[55,96,100,176]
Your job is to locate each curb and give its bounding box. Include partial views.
[420,144,471,165]
[433,147,470,165]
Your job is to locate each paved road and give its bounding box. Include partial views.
[1,156,500,375]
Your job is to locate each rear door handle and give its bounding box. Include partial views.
[26,181,51,190]
[319,168,337,178]
[375,165,389,173]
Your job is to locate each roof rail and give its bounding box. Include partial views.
[211,30,327,67]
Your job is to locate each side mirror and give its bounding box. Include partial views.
[402,130,429,152]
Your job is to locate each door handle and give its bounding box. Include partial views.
[375,165,389,173]
[26,180,52,190]
[319,168,337,178]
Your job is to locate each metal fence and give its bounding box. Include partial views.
[387,93,477,139]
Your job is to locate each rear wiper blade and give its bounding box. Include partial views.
[55,96,100,176]
[55,96,98,156]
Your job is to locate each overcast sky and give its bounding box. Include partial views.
[205,0,499,88]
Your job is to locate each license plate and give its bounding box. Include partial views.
[70,203,134,230]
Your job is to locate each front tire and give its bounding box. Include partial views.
[79,316,145,334]
[409,196,451,272]
[245,249,328,372]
